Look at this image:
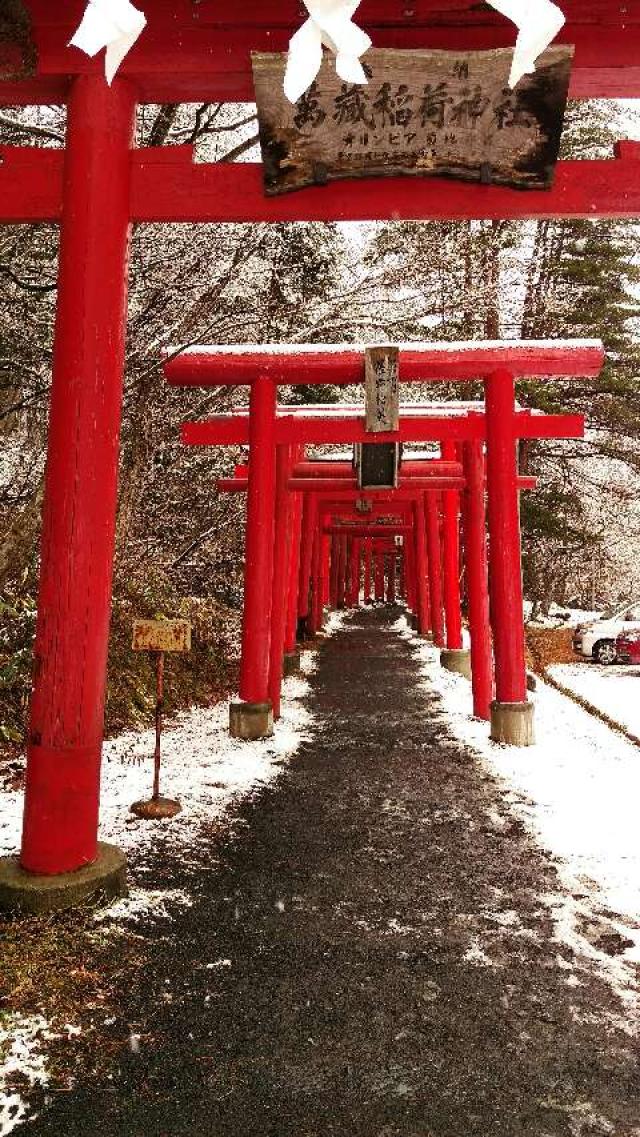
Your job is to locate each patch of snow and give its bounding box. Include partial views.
[549,663,640,737]
[93,888,193,924]
[0,790,22,861]
[173,339,602,357]
[525,602,603,629]
[0,1016,54,1136]
[323,610,347,636]
[463,937,494,967]
[407,628,640,1009]
[1,669,315,872]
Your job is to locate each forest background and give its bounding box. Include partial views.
[1,95,639,752]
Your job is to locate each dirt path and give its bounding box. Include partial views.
[23,609,640,1136]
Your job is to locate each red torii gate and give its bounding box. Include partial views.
[0,0,625,909]
[166,339,602,745]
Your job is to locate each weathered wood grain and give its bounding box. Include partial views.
[132,620,192,653]
[365,346,400,433]
[252,46,573,196]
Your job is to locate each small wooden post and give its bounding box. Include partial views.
[130,619,190,819]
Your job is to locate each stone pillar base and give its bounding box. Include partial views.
[283,650,301,677]
[0,842,127,915]
[490,700,535,747]
[229,700,274,741]
[440,648,472,680]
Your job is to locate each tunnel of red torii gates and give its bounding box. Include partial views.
[164,338,604,747]
[0,0,633,912]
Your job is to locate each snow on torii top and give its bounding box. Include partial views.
[69,0,566,94]
[163,339,605,386]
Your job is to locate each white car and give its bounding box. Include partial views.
[572,601,640,664]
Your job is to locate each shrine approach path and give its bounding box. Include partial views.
[25,607,639,1137]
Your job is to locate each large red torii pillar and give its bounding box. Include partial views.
[10,77,137,903]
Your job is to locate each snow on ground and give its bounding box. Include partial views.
[0,649,323,1134]
[398,616,640,1013]
[0,666,316,872]
[549,662,640,739]
[0,1016,51,1136]
[524,601,603,629]
[0,1017,83,1137]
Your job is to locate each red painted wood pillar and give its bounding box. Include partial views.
[297,493,316,631]
[387,551,397,603]
[284,460,304,654]
[485,369,528,704]
[413,499,430,635]
[363,539,373,603]
[347,538,360,606]
[399,549,406,601]
[238,375,277,705]
[344,538,354,607]
[355,539,363,606]
[374,552,385,603]
[462,440,493,720]
[425,492,445,647]
[441,441,464,650]
[405,527,417,617]
[311,524,324,633]
[321,533,331,606]
[337,535,348,609]
[329,534,339,609]
[21,77,137,876]
[269,446,294,720]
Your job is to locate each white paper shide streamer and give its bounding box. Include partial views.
[488,0,566,88]
[284,1,371,105]
[69,0,147,85]
[285,0,566,105]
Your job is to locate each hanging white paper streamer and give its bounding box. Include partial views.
[284,1,371,105]
[69,0,147,85]
[284,0,565,103]
[488,0,565,87]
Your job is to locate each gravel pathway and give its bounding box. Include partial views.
[22,608,640,1136]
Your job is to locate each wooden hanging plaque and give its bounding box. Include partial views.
[251,46,573,197]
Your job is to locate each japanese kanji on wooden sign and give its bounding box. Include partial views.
[252,46,573,196]
[365,345,400,433]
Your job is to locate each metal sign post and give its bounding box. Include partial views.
[130,619,191,820]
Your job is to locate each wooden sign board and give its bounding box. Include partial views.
[365,346,399,433]
[357,442,400,490]
[252,46,573,197]
[132,620,192,654]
